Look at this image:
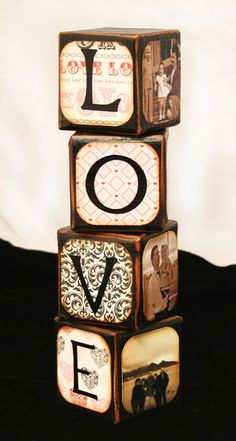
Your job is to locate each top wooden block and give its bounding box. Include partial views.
[59,28,181,135]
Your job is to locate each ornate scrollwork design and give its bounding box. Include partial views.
[60,238,133,323]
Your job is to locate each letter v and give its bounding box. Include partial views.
[70,255,117,314]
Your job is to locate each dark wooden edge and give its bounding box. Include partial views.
[69,133,168,231]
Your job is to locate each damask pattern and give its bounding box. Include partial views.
[57,335,65,354]
[90,346,109,368]
[80,368,99,390]
[60,238,133,323]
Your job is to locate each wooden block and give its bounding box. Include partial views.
[69,131,168,230]
[58,221,178,329]
[59,28,180,134]
[56,315,182,423]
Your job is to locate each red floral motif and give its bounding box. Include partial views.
[70,389,88,407]
[62,326,72,334]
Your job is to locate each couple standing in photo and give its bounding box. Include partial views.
[144,243,174,321]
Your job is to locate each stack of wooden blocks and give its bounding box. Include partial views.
[56,27,182,424]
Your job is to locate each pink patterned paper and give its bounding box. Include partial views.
[59,361,74,383]
[57,326,112,414]
[60,41,133,127]
[76,142,160,226]
[70,389,88,407]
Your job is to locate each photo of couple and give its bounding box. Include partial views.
[142,37,180,124]
[143,231,178,321]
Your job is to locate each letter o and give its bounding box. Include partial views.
[85,155,147,214]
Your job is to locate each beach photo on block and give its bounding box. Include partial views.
[121,326,180,414]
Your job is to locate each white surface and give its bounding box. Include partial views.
[0,0,236,266]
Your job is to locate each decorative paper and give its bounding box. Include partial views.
[60,238,133,323]
[57,326,112,413]
[75,141,160,225]
[60,40,133,126]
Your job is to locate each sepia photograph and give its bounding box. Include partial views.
[143,231,178,321]
[122,326,180,414]
[142,38,180,124]
[1,0,235,436]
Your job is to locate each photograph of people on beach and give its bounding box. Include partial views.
[122,326,180,414]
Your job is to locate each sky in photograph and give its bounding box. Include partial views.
[122,326,179,372]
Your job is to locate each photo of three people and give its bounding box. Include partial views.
[142,38,181,124]
[122,326,180,414]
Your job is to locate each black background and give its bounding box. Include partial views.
[0,238,234,440]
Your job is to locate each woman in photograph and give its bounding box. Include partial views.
[160,244,174,307]
[131,378,145,414]
[155,62,171,121]
[140,378,147,411]
[153,373,160,406]
[145,373,155,408]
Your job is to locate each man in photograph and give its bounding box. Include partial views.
[166,48,180,121]
[144,245,169,320]
[160,243,173,307]
[142,42,153,123]
[158,368,169,405]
